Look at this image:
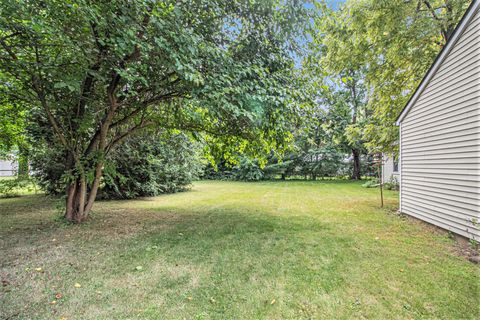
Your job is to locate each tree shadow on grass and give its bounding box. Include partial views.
[1,197,361,319]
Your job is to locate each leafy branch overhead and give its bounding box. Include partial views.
[0,0,310,222]
[308,0,470,154]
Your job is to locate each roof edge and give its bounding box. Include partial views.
[396,0,480,125]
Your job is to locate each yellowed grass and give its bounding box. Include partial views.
[0,180,478,319]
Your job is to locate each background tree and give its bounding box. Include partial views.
[310,0,471,154]
[322,74,368,180]
[0,0,309,222]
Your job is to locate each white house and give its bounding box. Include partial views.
[0,159,17,177]
[396,0,480,240]
[381,155,399,184]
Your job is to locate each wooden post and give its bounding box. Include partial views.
[373,153,384,208]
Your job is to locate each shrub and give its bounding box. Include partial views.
[231,157,264,181]
[30,131,203,199]
[0,176,36,198]
[101,132,203,199]
[30,147,66,195]
[384,176,400,191]
[361,178,379,188]
[201,162,232,180]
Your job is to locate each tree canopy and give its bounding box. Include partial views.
[0,0,474,222]
[309,0,471,154]
[0,0,309,222]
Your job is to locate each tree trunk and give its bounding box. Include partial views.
[64,162,103,223]
[65,178,88,223]
[351,149,361,180]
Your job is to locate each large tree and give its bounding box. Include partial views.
[0,0,308,222]
[310,0,471,154]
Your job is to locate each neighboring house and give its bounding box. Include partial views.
[396,0,480,240]
[0,159,18,177]
[381,155,399,184]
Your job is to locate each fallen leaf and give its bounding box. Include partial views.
[270,299,276,305]
[74,283,82,288]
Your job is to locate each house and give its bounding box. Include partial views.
[0,159,17,177]
[381,155,399,184]
[396,0,480,240]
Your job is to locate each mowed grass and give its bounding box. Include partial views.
[0,181,478,319]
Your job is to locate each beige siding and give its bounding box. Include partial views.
[382,155,399,184]
[400,7,480,240]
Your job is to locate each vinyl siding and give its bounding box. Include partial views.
[382,156,399,184]
[400,7,480,240]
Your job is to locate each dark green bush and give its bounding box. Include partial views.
[30,131,203,199]
[231,157,264,181]
[201,162,232,180]
[101,132,203,199]
[30,147,66,195]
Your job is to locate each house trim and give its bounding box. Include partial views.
[399,123,402,212]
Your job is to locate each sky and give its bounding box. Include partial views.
[305,0,345,10]
[326,0,345,10]
[293,0,346,67]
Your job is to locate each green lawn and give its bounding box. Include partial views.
[0,181,478,319]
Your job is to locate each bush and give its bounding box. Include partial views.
[361,178,379,188]
[30,147,66,195]
[101,132,203,199]
[384,176,400,191]
[0,176,36,198]
[231,157,264,181]
[30,131,203,199]
[201,162,232,180]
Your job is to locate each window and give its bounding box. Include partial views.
[393,160,399,173]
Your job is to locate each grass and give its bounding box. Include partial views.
[0,180,478,319]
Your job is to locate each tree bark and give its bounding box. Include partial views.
[351,149,361,180]
[64,160,104,223]
[65,177,88,223]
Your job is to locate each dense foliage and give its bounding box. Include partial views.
[0,0,309,222]
[1,0,469,219]
[30,131,202,198]
[101,132,202,199]
[310,0,471,154]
